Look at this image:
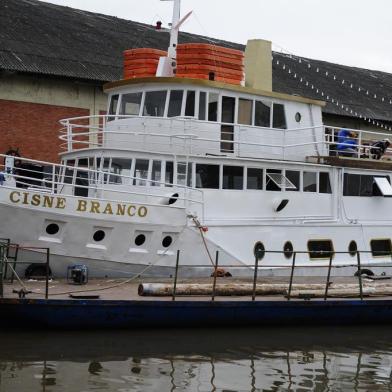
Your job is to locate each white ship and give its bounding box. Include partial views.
[1,0,392,278]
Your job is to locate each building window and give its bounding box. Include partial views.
[254,100,271,127]
[168,90,184,117]
[319,172,332,194]
[247,168,263,190]
[238,98,253,125]
[120,92,142,116]
[272,103,287,129]
[308,240,334,259]
[223,166,243,189]
[370,239,392,257]
[143,91,167,117]
[185,91,196,117]
[303,172,317,192]
[196,164,219,189]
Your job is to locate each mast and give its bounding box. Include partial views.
[156,0,191,77]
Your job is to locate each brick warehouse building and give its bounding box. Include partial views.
[1,0,392,162]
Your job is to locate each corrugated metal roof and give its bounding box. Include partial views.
[1,0,392,123]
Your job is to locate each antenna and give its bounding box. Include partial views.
[156,0,192,77]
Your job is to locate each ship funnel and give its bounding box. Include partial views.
[244,39,272,92]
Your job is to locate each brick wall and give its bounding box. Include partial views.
[0,99,89,162]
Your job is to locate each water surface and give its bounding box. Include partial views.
[1,327,392,391]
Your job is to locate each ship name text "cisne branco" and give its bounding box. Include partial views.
[8,191,148,218]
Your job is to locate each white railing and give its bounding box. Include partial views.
[0,154,204,213]
[58,115,392,162]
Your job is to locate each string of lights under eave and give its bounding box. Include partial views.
[272,53,392,132]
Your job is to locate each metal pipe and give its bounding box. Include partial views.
[172,250,180,301]
[252,255,259,301]
[212,251,219,301]
[324,253,333,300]
[287,252,296,301]
[356,251,363,300]
[45,248,50,300]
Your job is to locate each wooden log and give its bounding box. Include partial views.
[287,286,392,298]
[139,283,329,297]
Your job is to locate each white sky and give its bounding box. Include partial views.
[40,0,392,73]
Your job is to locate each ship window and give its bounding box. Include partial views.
[272,103,287,129]
[151,160,161,186]
[238,98,253,126]
[285,170,299,191]
[133,159,149,186]
[343,174,389,197]
[254,100,271,127]
[185,91,196,117]
[370,239,392,257]
[168,90,184,117]
[109,159,132,184]
[120,92,142,116]
[196,164,219,189]
[46,223,59,235]
[253,242,265,260]
[108,94,119,121]
[348,240,357,257]
[223,166,243,190]
[319,172,332,194]
[162,236,173,248]
[208,93,219,121]
[187,163,193,187]
[165,161,174,186]
[135,234,146,247]
[221,125,234,153]
[199,92,207,120]
[177,162,187,186]
[143,90,167,117]
[283,241,294,259]
[266,169,282,191]
[308,240,334,259]
[93,230,106,242]
[247,168,263,190]
[303,172,317,192]
[222,96,235,124]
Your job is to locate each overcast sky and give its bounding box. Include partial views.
[41,0,392,73]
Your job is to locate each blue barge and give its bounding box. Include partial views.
[1,297,392,329]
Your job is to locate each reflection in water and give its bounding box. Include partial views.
[0,327,392,391]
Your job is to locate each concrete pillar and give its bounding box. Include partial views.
[244,39,272,92]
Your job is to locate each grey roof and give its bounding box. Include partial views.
[1,0,392,123]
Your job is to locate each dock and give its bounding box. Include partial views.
[2,276,392,329]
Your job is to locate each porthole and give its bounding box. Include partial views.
[46,223,59,235]
[283,241,294,259]
[162,236,173,248]
[348,240,357,257]
[93,230,105,242]
[168,193,179,205]
[135,234,146,247]
[295,112,302,123]
[253,242,265,260]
